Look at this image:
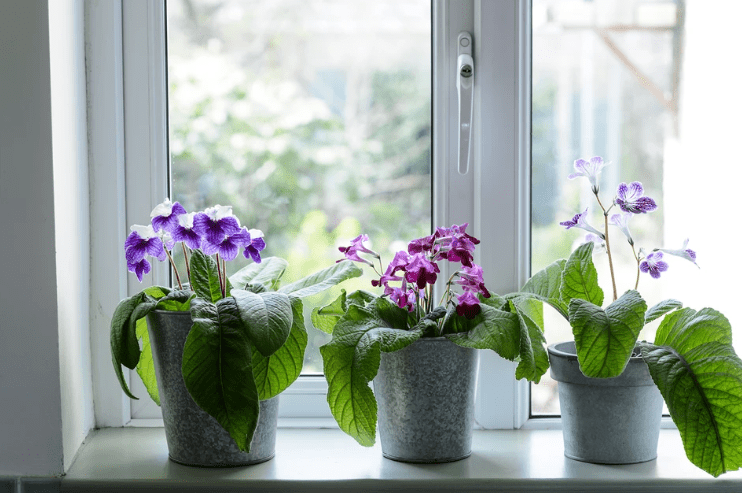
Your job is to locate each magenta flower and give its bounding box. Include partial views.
[658,239,699,268]
[171,212,202,250]
[560,209,604,238]
[338,234,376,266]
[127,258,151,282]
[150,198,187,233]
[456,290,481,319]
[193,205,241,245]
[640,252,669,279]
[568,156,608,193]
[404,254,440,290]
[385,284,417,312]
[372,250,410,287]
[456,263,491,299]
[125,225,167,263]
[609,213,634,245]
[615,182,657,214]
[243,229,266,264]
[408,234,436,255]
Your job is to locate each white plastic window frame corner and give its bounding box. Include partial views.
[88,0,534,429]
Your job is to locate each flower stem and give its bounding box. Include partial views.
[215,253,225,298]
[181,243,191,286]
[222,258,228,295]
[439,272,457,307]
[164,247,183,290]
[632,243,641,290]
[595,193,618,301]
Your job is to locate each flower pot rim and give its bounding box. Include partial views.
[150,309,191,316]
[548,340,643,362]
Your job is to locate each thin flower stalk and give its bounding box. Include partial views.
[595,193,618,301]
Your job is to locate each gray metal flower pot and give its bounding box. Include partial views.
[374,337,478,463]
[548,341,663,464]
[147,310,278,467]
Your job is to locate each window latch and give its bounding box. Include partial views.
[457,31,474,175]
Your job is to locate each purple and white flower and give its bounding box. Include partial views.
[609,213,634,245]
[658,239,699,268]
[150,198,187,233]
[582,233,606,253]
[640,251,669,279]
[243,229,266,264]
[171,212,202,250]
[125,224,167,263]
[193,205,241,245]
[615,182,657,214]
[201,226,252,261]
[127,258,151,282]
[568,157,608,193]
[559,208,605,239]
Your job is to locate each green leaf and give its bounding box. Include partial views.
[252,297,308,400]
[135,316,160,405]
[510,301,549,383]
[640,341,742,477]
[519,259,568,318]
[561,242,604,308]
[278,261,363,299]
[311,289,348,334]
[654,307,732,353]
[321,297,422,446]
[181,298,260,452]
[155,289,194,311]
[232,289,293,357]
[445,303,520,361]
[228,256,288,290]
[569,290,647,378]
[190,249,224,302]
[645,299,683,324]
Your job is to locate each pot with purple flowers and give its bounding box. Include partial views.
[506,156,742,476]
[111,199,361,466]
[314,225,547,463]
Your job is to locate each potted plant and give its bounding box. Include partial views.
[507,157,742,476]
[110,200,361,467]
[313,225,547,463]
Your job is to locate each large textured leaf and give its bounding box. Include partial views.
[135,317,160,405]
[311,289,348,334]
[444,303,520,361]
[510,301,549,383]
[182,298,260,452]
[561,242,604,308]
[252,297,308,400]
[645,299,683,324]
[190,249,224,302]
[278,261,363,299]
[569,290,647,378]
[232,289,293,357]
[654,307,732,353]
[321,297,422,446]
[519,259,568,318]
[640,341,742,477]
[229,256,288,290]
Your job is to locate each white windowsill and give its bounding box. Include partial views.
[62,427,742,492]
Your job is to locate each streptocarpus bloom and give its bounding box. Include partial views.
[560,209,605,239]
[658,239,699,268]
[127,258,151,282]
[640,252,669,279]
[568,156,608,193]
[171,212,202,250]
[372,250,410,287]
[609,213,634,245]
[456,290,481,319]
[338,234,377,266]
[385,283,417,312]
[150,198,187,233]
[456,263,491,299]
[201,227,252,261]
[408,234,436,255]
[615,182,657,214]
[193,205,241,245]
[243,229,266,263]
[583,233,606,253]
[404,253,440,290]
[125,224,167,263]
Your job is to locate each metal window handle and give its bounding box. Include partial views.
[457,32,473,175]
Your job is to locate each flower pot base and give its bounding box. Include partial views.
[382,452,471,464]
[564,453,656,465]
[168,453,275,468]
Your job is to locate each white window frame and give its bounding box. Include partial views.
[88,0,534,429]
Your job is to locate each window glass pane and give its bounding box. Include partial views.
[531,0,741,414]
[167,0,431,374]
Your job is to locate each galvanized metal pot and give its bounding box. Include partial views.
[147,310,278,467]
[548,341,663,464]
[374,337,479,463]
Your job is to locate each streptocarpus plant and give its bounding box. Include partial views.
[507,157,742,477]
[314,225,547,447]
[111,199,361,452]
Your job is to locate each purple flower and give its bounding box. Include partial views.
[456,290,481,319]
[615,182,657,214]
[568,157,608,193]
[408,234,436,255]
[658,239,699,268]
[609,213,634,245]
[456,263,491,299]
[560,209,605,238]
[338,234,376,266]
[124,225,167,263]
[150,198,187,233]
[127,258,151,282]
[193,205,241,245]
[243,229,266,263]
[385,284,417,312]
[404,254,440,290]
[171,212,202,250]
[202,226,252,261]
[640,252,669,279]
[372,250,410,288]
[583,233,606,253]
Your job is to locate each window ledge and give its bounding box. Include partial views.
[62,428,742,492]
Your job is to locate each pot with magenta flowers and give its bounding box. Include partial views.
[110,199,361,467]
[504,156,742,476]
[313,225,548,463]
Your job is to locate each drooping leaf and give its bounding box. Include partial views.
[232,289,293,357]
[645,299,683,324]
[510,301,549,383]
[640,341,742,477]
[252,297,308,400]
[561,242,604,308]
[654,307,732,353]
[518,258,568,318]
[320,297,422,446]
[135,316,160,405]
[229,256,288,290]
[444,303,520,361]
[278,261,363,299]
[181,298,260,452]
[189,249,224,302]
[569,290,647,378]
[311,289,348,334]
[155,289,194,311]
[480,293,510,311]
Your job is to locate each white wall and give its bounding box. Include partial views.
[49,0,94,472]
[0,0,65,476]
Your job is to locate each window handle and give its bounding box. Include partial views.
[457,32,474,175]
